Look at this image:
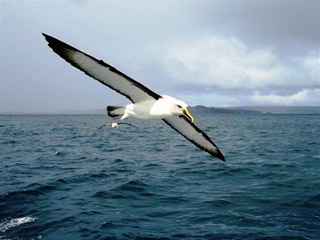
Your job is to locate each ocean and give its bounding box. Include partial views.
[1,114,319,239]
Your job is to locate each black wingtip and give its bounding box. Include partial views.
[42,32,51,40]
[215,149,226,162]
[42,33,62,47]
[42,33,57,47]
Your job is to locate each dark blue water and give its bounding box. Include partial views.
[1,114,319,239]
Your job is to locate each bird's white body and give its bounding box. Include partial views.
[110,122,119,128]
[122,95,187,120]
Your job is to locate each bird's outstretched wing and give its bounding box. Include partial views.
[118,122,137,128]
[163,116,225,161]
[85,123,108,136]
[42,33,161,103]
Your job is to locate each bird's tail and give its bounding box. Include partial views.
[106,106,126,119]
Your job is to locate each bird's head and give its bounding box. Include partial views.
[161,95,194,123]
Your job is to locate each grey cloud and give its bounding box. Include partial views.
[168,81,316,99]
[192,1,320,56]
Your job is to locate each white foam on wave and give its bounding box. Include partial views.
[0,216,36,233]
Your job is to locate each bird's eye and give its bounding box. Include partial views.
[177,105,183,109]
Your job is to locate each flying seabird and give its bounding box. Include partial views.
[85,122,137,136]
[43,33,225,161]
[109,122,136,128]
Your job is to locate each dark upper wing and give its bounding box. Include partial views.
[85,123,108,136]
[43,33,161,103]
[163,115,225,161]
[118,123,137,128]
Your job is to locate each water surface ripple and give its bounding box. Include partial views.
[1,114,319,239]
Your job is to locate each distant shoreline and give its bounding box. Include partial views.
[1,106,319,115]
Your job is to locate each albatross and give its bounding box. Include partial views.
[43,33,225,161]
[85,122,137,136]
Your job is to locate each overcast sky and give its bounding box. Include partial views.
[1,0,319,112]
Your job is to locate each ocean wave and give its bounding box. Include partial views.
[0,178,71,203]
[2,139,18,144]
[0,216,36,233]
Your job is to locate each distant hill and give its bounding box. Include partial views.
[189,105,262,114]
[226,106,320,114]
[1,106,319,115]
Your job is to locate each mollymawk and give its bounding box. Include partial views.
[85,122,136,136]
[43,33,225,161]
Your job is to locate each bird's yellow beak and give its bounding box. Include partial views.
[183,107,194,123]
